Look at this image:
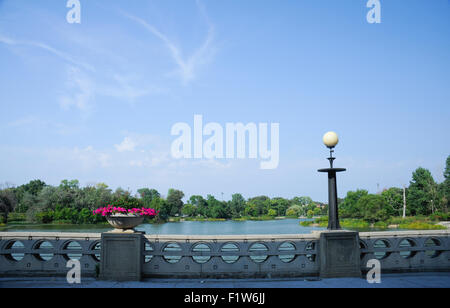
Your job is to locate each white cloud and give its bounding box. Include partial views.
[0,34,95,72]
[98,73,165,104]
[122,1,216,85]
[72,146,111,168]
[7,115,84,136]
[115,137,138,152]
[59,66,95,115]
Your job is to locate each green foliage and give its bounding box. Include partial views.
[181,203,197,217]
[407,167,437,215]
[267,208,277,217]
[207,195,231,219]
[2,155,448,226]
[340,189,368,218]
[111,194,142,210]
[398,221,446,230]
[286,205,302,217]
[299,220,314,227]
[7,212,26,223]
[167,189,184,217]
[229,193,246,218]
[356,194,389,223]
[381,187,404,216]
[138,188,160,207]
[429,212,449,221]
[0,189,17,223]
[340,219,370,229]
[441,155,450,212]
[373,221,388,229]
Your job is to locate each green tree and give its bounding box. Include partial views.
[181,203,197,217]
[340,189,369,218]
[167,189,184,216]
[247,196,270,216]
[138,188,161,207]
[267,208,277,217]
[207,195,230,219]
[381,187,404,216]
[189,195,209,217]
[151,197,169,222]
[59,179,80,190]
[291,196,313,206]
[356,194,389,222]
[441,155,450,212]
[0,189,17,223]
[229,193,246,218]
[286,204,302,217]
[244,203,258,217]
[111,194,142,210]
[270,198,291,216]
[407,168,437,215]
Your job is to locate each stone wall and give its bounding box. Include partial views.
[0,230,448,278]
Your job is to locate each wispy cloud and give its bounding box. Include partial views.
[0,34,95,72]
[100,74,165,104]
[59,66,95,116]
[7,115,84,136]
[1,34,158,115]
[115,137,138,153]
[121,1,216,85]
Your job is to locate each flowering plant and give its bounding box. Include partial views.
[93,204,158,217]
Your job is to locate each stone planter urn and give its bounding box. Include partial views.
[106,214,144,233]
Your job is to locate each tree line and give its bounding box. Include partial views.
[339,156,450,222]
[0,156,449,225]
[0,179,326,225]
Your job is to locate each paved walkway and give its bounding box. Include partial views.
[0,272,449,288]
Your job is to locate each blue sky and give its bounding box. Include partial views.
[0,0,449,202]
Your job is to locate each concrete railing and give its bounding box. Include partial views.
[359,230,450,273]
[0,232,101,277]
[0,230,449,278]
[141,234,319,278]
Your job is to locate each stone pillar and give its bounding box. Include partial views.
[319,230,361,278]
[100,232,144,281]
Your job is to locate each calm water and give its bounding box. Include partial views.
[0,219,327,235]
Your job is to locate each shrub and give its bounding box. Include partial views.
[399,222,446,230]
[7,212,26,222]
[430,212,449,221]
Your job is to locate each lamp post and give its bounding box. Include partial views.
[318,132,346,230]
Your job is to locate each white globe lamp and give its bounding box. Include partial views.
[323,131,339,149]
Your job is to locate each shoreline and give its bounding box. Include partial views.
[2,216,449,233]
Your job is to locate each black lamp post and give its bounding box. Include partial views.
[318,132,346,230]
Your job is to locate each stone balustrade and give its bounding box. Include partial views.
[0,230,448,278]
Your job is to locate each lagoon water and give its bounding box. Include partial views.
[1,219,327,235]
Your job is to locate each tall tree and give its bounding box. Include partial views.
[0,189,17,223]
[340,189,369,218]
[407,167,437,215]
[229,193,246,218]
[356,194,389,222]
[442,155,450,212]
[167,189,184,216]
[381,187,404,216]
[138,188,161,207]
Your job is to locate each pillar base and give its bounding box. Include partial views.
[319,230,361,278]
[99,232,143,281]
